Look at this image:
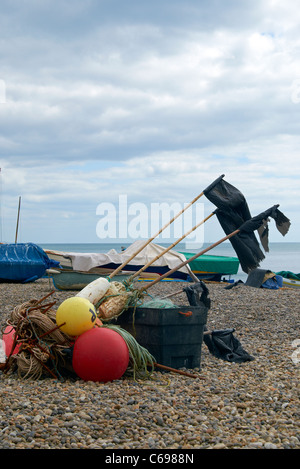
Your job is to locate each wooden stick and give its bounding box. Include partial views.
[142,229,240,291]
[40,302,57,315]
[108,193,205,279]
[154,362,204,379]
[27,302,56,315]
[35,290,56,306]
[160,289,185,299]
[108,175,225,279]
[37,322,66,340]
[129,212,215,280]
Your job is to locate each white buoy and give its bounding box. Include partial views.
[76,277,111,305]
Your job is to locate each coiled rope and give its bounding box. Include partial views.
[3,297,73,380]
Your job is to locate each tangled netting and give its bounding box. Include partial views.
[97,280,146,321]
[1,294,73,380]
[97,279,179,322]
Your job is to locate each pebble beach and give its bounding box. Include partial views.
[0,277,299,451]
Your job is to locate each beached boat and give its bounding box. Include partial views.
[0,242,60,283]
[45,241,194,290]
[276,271,300,289]
[49,269,132,291]
[45,241,192,279]
[45,240,240,289]
[179,251,239,281]
[282,278,300,288]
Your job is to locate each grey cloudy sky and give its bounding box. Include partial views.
[0,0,299,245]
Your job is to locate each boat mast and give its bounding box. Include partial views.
[15,196,21,243]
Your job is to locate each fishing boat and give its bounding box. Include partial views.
[0,242,60,283]
[49,269,133,291]
[0,195,61,283]
[179,251,239,281]
[45,240,240,290]
[45,241,193,290]
[282,278,300,288]
[276,271,300,289]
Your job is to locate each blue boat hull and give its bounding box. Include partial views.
[0,243,60,283]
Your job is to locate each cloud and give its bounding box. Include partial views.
[0,0,299,243]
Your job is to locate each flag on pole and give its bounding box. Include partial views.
[239,204,290,252]
[203,176,252,224]
[204,178,291,273]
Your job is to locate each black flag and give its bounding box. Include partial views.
[204,178,291,273]
[203,176,252,224]
[253,204,291,252]
[239,204,290,253]
[204,178,264,273]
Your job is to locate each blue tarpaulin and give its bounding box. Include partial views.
[0,243,60,283]
[261,274,283,290]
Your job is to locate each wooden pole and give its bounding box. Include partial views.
[142,228,241,291]
[129,212,215,280]
[108,192,206,279]
[153,362,204,379]
[108,174,225,279]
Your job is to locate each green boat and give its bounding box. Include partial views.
[179,252,240,281]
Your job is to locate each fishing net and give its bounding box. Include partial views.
[97,281,130,320]
[140,298,176,308]
[97,278,181,319]
[97,281,145,321]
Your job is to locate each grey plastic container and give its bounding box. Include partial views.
[116,304,208,369]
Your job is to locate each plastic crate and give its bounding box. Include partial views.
[116,304,208,369]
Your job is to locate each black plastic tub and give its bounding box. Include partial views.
[116,304,208,370]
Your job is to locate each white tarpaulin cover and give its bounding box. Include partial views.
[47,240,193,275]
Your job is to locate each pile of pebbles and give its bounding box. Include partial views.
[0,278,299,449]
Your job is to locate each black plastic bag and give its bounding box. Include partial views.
[203,328,254,363]
[184,283,254,363]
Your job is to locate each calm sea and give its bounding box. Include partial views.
[40,241,300,282]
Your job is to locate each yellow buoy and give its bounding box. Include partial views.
[56,297,97,337]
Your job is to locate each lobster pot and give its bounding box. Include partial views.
[116,305,208,370]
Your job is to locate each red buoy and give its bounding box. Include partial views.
[72,327,129,382]
[2,326,21,356]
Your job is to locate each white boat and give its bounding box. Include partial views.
[44,241,194,290]
[281,277,300,288]
[44,240,195,280]
[276,271,300,289]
